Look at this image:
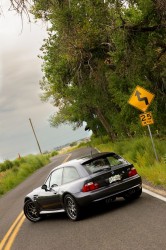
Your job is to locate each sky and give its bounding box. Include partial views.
[0,1,91,162]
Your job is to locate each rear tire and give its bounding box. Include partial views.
[24,200,41,222]
[64,194,81,221]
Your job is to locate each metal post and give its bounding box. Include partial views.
[29,118,42,154]
[147,125,159,162]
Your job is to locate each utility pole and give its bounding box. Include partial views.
[29,118,42,154]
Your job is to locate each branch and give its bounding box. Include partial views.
[87,52,93,78]
[121,24,166,32]
[157,47,166,61]
[10,0,30,15]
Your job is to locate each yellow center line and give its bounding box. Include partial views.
[4,215,26,250]
[63,153,72,163]
[0,153,72,250]
[0,211,24,250]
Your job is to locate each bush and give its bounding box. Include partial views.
[0,160,13,172]
[50,150,58,157]
[70,142,77,147]
[0,154,50,196]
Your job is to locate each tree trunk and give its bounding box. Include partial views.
[95,108,115,141]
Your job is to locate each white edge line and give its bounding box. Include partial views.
[143,188,166,202]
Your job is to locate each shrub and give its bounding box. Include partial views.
[50,151,58,157]
[0,160,13,172]
[0,154,50,196]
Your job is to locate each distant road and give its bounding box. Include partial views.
[0,147,166,250]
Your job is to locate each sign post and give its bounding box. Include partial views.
[147,125,159,162]
[128,85,158,162]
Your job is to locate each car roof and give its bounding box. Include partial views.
[52,152,116,172]
[80,152,116,165]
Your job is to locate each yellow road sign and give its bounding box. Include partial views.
[139,112,154,126]
[128,85,155,112]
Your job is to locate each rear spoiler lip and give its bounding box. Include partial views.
[81,152,116,165]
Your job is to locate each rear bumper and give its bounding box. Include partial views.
[75,175,142,206]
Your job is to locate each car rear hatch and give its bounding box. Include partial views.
[82,153,140,194]
[90,163,134,187]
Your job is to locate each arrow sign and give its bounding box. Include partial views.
[135,90,149,105]
[128,85,155,112]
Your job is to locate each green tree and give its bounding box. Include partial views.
[5,0,165,137]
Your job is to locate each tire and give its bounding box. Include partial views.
[123,187,142,201]
[64,194,81,221]
[134,187,142,199]
[24,200,41,222]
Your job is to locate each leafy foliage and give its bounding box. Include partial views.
[30,0,166,138]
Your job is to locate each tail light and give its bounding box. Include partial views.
[128,168,137,177]
[82,182,99,192]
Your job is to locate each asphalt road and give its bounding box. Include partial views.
[0,147,166,250]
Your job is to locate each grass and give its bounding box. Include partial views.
[0,154,50,196]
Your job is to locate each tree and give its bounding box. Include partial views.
[3,0,165,137]
[35,0,120,140]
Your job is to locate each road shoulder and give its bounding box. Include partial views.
[142,181,166,198]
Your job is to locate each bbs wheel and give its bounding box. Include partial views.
[24,200,41,222]
[64,194,81,221]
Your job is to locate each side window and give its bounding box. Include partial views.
[49,168,63,188]
[63,167,80,184]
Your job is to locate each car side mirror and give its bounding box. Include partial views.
[51,184,58,188]
[42,184,48,191]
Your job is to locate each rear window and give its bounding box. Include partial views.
[84,155,128,174]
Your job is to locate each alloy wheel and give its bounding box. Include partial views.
[24,200,41,222]
[64,195,80,221]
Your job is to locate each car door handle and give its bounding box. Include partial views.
[52,189,57,194]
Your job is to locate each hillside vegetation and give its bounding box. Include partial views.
[0,154,51,196]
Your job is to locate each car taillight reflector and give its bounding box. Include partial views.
[82,182,99,192]
[128,168,137,177]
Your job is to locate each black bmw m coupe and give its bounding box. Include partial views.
[23,152,142,222]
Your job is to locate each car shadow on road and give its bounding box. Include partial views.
[37,197,143,223]
[81,197,141,221]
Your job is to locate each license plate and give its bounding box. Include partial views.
[109,174,121,184]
